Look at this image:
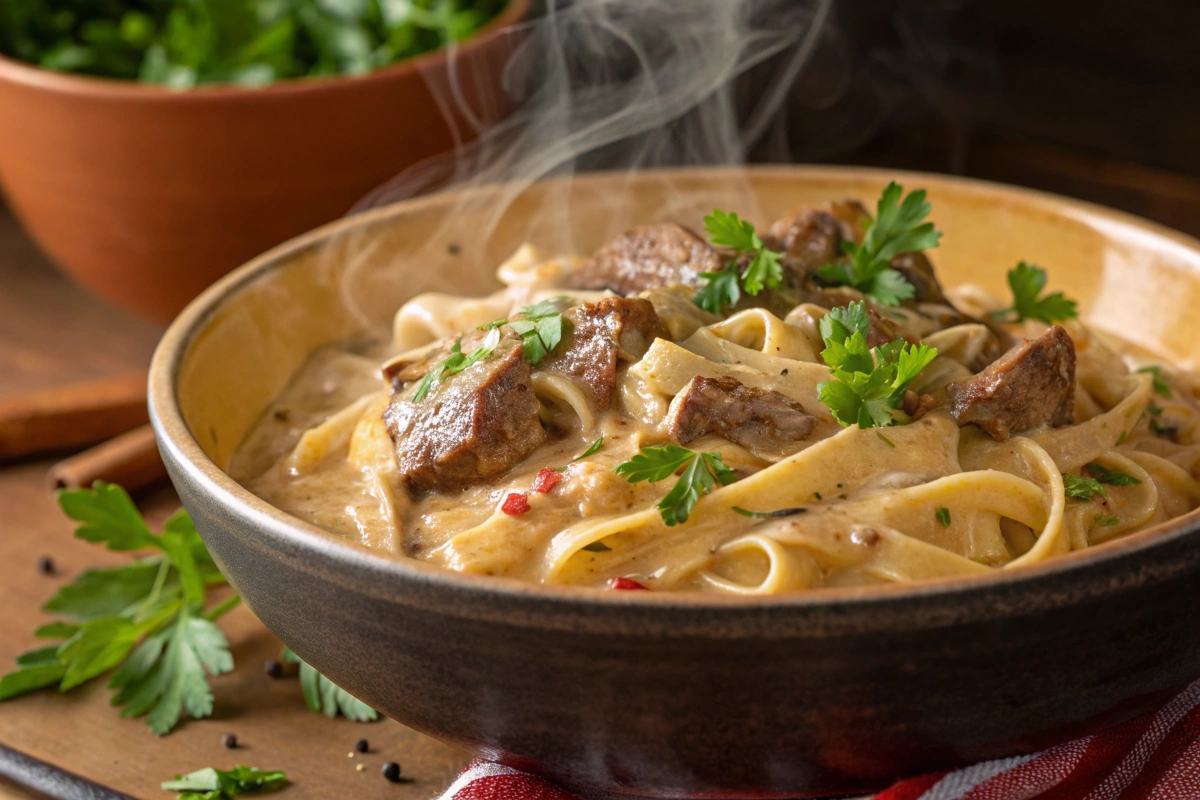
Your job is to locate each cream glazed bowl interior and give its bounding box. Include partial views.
[149,167,1200,799]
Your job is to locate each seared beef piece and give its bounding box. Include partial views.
[666,375,816,458]
[540,297,667,409]
[763,200,868,277]
[890,251,954,307]
[564,223,720,295]
[383,333,545,492]
[381,329,490,391]
[947,325,1076,441]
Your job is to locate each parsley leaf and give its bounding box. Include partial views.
[817,182,940,306]
[162,765,287,799]
[1084,462,1142,486]
[411,327,502,402]
[990,263,1078,324]
[693,210,783,313]
[0,482,239,735]
[479,298,569,366]
[1138,366,1172,398]
[935,507,951,527]
[1063,473,1107,501]
[574,437,604,461]
[816,301,939,428]
[615,445,737,526]
[281,649,379,722]
[1094,514,1121,528]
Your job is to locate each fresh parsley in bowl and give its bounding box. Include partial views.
[0,0,508,88]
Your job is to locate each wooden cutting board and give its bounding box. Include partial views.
[0,212,471,800]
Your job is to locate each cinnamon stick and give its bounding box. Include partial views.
[0,372,149,462]
[46,424,167,494]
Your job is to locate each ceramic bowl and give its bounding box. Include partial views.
[0,0,527,323]
[149,167,1200,799]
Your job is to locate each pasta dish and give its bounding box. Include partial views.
[231,184,1200,594]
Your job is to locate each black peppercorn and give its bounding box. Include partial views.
[264,659,284,679]
[221,733,238,749]
[37,555,55,575]
[381,762,401,783]
[354,738,369,753]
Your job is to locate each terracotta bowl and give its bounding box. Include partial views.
[0,0,527,324]
[149,167,1200,799]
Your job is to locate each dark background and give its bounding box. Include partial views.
[766,0,1200,235]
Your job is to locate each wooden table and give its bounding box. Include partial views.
[0,212,471,799]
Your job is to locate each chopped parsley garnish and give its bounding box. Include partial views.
[1094,514,1121,528]
[935,507,951,527]
[1116,430,1127,446]
[816,301,939,428]
[877,432,896,448]
[411,327,501,402]
[1063,473,1107,501]
[693,209,784,313]
[162,765,287,799]
[989,263,1078,325]
[733,506,808,519]
[817,182,941,306]
[281,649,378,722]
[1138,366,1172,398]
[481,297,570,365]
[575,437,604,461]
[0,483,238,735]
[1085,462,1142,486]
[615,444,737,526]
[581,541,612,552]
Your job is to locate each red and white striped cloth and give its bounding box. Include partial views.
[438,677,1200,800]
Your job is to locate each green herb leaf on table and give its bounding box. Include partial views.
[693,210,783,313]
[615,445,737,526]
[0,482,239,735]
[1137,366,1172,398]
[163,765,288,799]
[817,182,940,306]
[989,263,1079,325]
[281,649,378,722]
[1084,462,1142,486]
[816,301,939,429]
[1063,473,1107,501]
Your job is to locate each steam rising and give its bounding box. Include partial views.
[334,0,853,325]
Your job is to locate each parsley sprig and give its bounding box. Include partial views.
[0,483,237,735]
[411,327,502,402]
[479,297,570,364]
[615,443,737,526]
[816,301,939,428]
[281,648,378,722]
[990,262,1078,324]
[1084,462,1142,486]
[163,765,287,799]
[1138,366,1172,398]
[1063,473,1107,501]
[693,210,784,313]
[817,182,941,306]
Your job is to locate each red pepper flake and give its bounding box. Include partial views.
[609,577,648,591]
[531,468,562,494]
[501,492,530,515]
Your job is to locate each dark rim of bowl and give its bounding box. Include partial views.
[149,164,1200,621]
[0,0,528,100]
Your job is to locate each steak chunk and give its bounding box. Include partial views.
[764,200,867,277]
[947,325,1076,441]
[383,333,545,492]
[564,223,720,295]
[540,297,667,409]
[666,375,816,459]
[890,251,954,307]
